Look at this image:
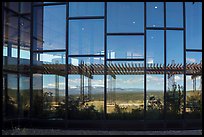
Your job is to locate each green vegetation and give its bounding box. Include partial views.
[4,88,202,120]
[166,83,184,119]
[186,90,202,119]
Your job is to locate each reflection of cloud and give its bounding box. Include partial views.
[68,78,104,88]
[133,53,142,57]
[175,75,181,81]
[147,58,154,64]
[48,83,55,87]
[147,75,164,84]
[186,58,196,63]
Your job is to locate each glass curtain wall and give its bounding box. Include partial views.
[3,2,31,120]
[2,2,202,126]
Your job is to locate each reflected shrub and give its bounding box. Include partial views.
[166,83,184,119]
[107,106,144,120]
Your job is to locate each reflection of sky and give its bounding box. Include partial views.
[5,2,202,91]
[43,5,66,50]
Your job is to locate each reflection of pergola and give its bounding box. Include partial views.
[31,62,202,101]
[4,60,202,104]
[30,62,202,77]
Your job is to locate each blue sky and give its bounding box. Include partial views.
[4,2,202,92]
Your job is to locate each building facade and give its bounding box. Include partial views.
[2,2,202,129]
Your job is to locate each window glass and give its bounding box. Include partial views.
[68,57,104,120]
[146,30,164,66]
[147,2,164,27]
[33,52,66,66]
[69,2,104,17]
[186,75,202,119]
[69,19,104,55]
[107,2,144,33]
[166,73,184,120]
[19,75,30,118]
[166,31,183,66]
[5,2,19,13]
[166,2,183,28]
[7,74,18,118]
[33,5,66,50]
[32,74,43,118]
[42,74,66,119]
[107,36,144,59]
[186,52,202,64]
[146,74,164,120]
[107,61,144,120]
[186,2,202,49]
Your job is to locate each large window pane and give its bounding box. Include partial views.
[19,75,30,118]
[33,5,66,50]
[20,17,30,65]
[107,61,144,120]
[166,2,183,28]
[69,19,104,55]
[4,10,19,71]
[33,52,66,66]
[32,74,43,118]
[6,74,18,118]
[146,74,164,120]
[186,52,202,64]
[166,73,184,120]
[186,75,202,119]
[166,31,183,66]
[68,57,104,120]
[186,52,202,119]
[186,2,202,49]
[146,30,164,65]
[69,2,104,17]
[42,74,65,119]
[107,2,144,33]
[147,2,164,27]
[107,36,144,59]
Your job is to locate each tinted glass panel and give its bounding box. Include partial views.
[19,75,30,118]
[7,74,18,118]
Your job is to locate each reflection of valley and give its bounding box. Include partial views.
[5,87,202,120]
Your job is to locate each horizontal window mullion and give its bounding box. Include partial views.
[107,33,144,36]
[68,54,104,57]
[186,49,202,52]
[107,58,144,61]
[33,49,66,53]
[146,27,184,30]
[33,2,67,7]
[68,16,104,20]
